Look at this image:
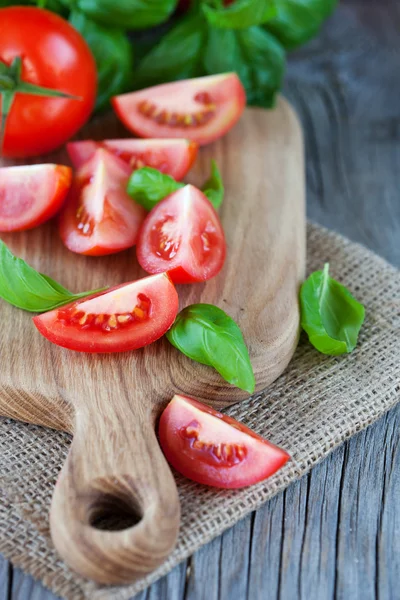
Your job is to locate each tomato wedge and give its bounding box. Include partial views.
[136,185,226,284]
[67,138,198,180]
[0,164,71,232]
[33,273,178,353]
[58,147,146,256]
[159,395,290,489]
[112,73,246,146]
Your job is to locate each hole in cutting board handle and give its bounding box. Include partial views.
[86,477,143,532]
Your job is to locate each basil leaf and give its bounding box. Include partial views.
[203,0,276,30]
[265,0,338,50]
[73,0,178,29]
[0,240,105,313]
[127,167,184,211]
[134,14,207,88]
[203,26,285,107]
[69,11,133,112]
[167,304,255,393]
[202,160,224,210]
[300,263,365,355]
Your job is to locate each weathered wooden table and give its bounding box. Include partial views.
[1,0,399,597]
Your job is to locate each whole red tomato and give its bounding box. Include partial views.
[0,7,97,158]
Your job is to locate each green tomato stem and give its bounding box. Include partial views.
[0,56,80,156]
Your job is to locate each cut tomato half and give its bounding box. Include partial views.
[33,273,178,353]
[58,147,146,256]
[67,138,198,180]
[112,73,246,146]
[159,395,290,489]
[136,184,226,284]
[0,164,71,232]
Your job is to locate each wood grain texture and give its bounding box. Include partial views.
[0,100,305,585]
[2,0,399,598]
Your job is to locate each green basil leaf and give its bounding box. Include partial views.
[127,167,184,211]
[265,0,338,50]
[134,14,207,88]
[203,26,285,107]
[69,11,133,112]
[300,263,365,355]
[202,160,224,210]
[203,0,276,30]
[73,0,178,29]
[167,304,255,393]
[0,240,105,313]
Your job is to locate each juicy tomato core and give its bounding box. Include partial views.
[57,293,151,333]
[0,188,33,217]
[181,420,248,468]
[150,216,181,260]
[75,203,95,236]
[149,214,218,263]
[137,89,217,129]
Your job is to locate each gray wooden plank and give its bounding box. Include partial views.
[0,554,10,600]
[184,535,222,600]
[10,568,59,600]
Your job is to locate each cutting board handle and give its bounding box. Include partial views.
[49,387,180,585]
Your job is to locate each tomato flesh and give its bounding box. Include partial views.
[33,273,179,353]
[0,7,96,158]
[159,395,290,489]
[58,147,146,256]
[0,164,71,232]
[136,185,226,284]
[67,138,198,180]
[112,73,246,146]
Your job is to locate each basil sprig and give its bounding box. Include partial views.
[0,240,105,313]
[300,263,365,355]
[127,161,224,211]
[127,168,184,212]
[69,11,133,111]
[202,0,276,30]
[166,304,255,393]
[201,160,224,210]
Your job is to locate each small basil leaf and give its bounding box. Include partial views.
[73,0,178,30]
[0,240,105,313]
[134,14,208,88]
[69,11,133,111]
[265,0,338,50]
[202,160,224,210]
[300,263,365,355]
[203,26,285,107]
[166,304,255,393]
[203,0,276,30]
[127,167,184,211]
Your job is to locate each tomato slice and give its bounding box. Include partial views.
[159,395,290,489]
[33,273,178,353]
[0,164,71,232]
[136,185,226,284]
[112,73,246,146]
[58,147,146,256]
[67,138,198,180]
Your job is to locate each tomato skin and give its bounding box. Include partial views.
[0,164,71,232]
[159,395,290,489]
[67,138,198,180]
[58,148,146,256]
[136,185,226,284]
[33,274,179,353]
[0,7,97,158]
[112,73,246,146]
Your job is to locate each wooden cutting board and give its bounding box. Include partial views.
[0,98,305,585]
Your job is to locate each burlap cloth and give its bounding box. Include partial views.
[0,222,399,599]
